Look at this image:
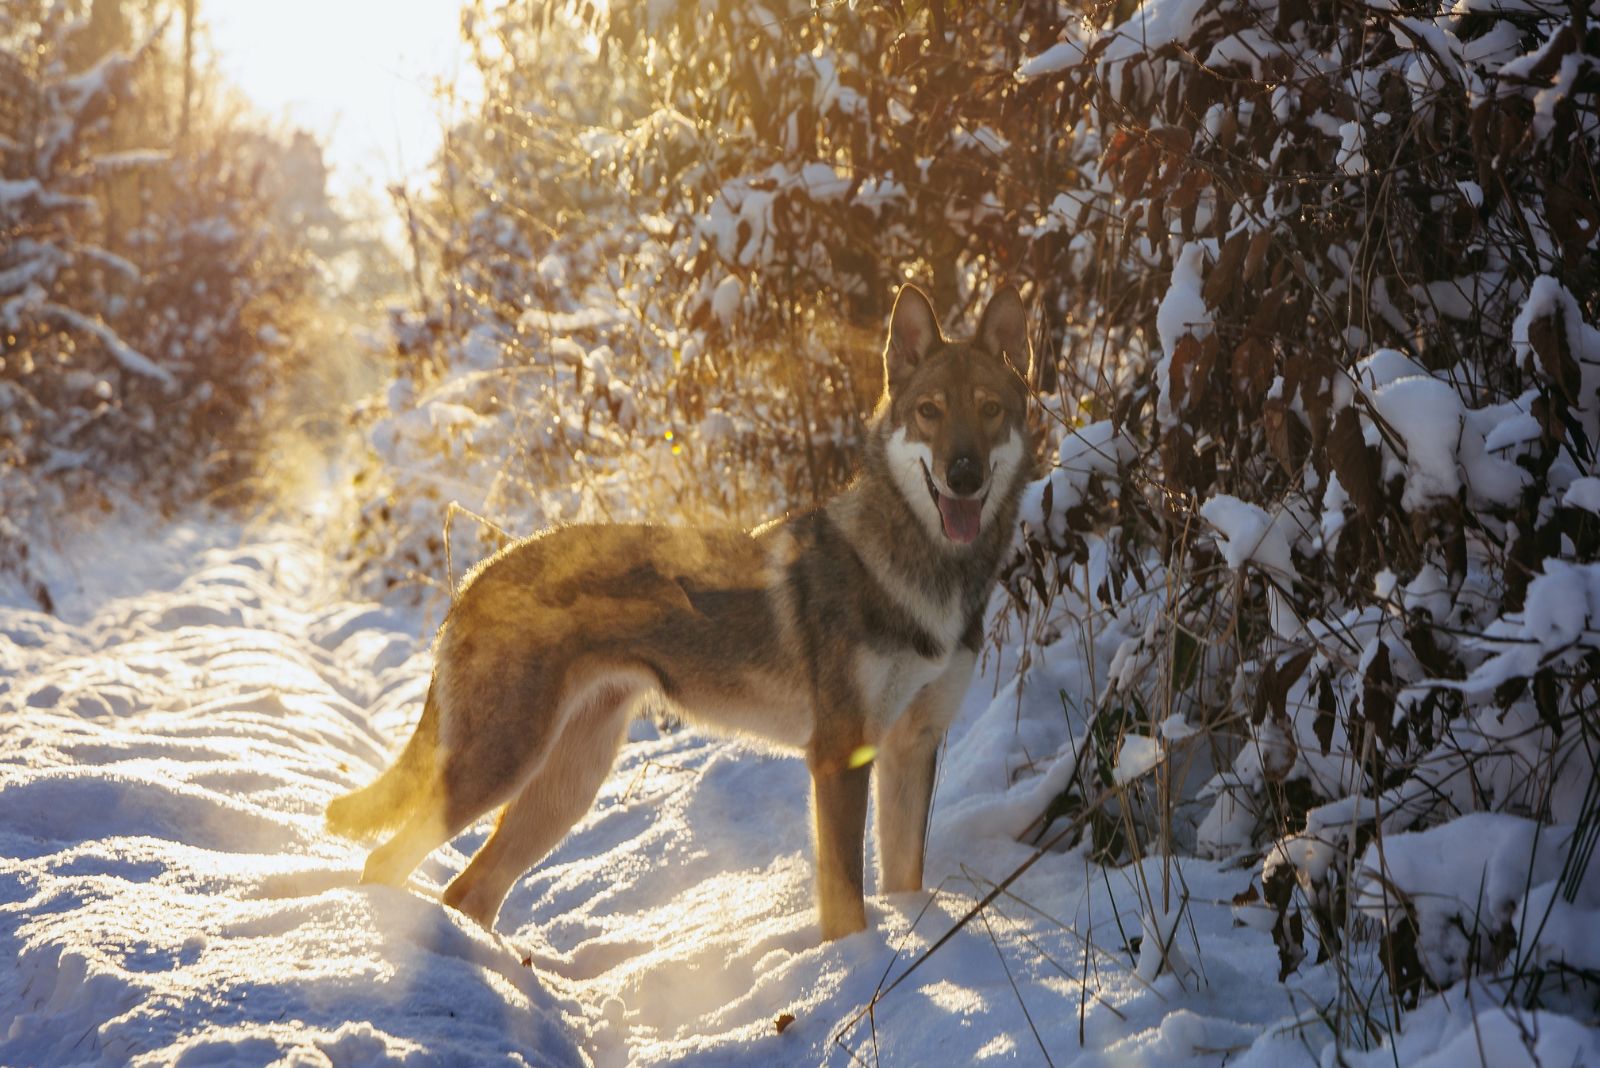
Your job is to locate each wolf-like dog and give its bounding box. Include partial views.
[326,284,1036,940]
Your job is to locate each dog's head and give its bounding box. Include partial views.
[877,284,1034,549]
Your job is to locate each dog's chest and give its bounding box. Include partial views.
[854,644,955,739]
[852,570,969,734]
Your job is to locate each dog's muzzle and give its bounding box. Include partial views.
[921,461,986,545]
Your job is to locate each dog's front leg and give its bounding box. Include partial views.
[809,752,871,940]
[875,716,939,894]
[876,650,975,893]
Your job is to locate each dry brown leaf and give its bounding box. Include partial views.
[1204,229,1249,306]
[1232,336,1274,405]
[1242,228,1271,284]
[1327,406,1382,520]
[1264,397,1296,474]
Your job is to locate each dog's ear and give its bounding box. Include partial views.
[977,286,1032,383]
[884,284,941,390]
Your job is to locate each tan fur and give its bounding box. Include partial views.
[326,285,1036,940]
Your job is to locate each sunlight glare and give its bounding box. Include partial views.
[205,0,480,211]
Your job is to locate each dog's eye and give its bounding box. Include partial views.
[917,401,941,420]
[980,399,1002,419]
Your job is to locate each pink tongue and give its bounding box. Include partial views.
[937,494,983,544]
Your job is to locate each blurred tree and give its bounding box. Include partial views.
[0,0,331,607]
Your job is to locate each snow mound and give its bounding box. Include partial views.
[0,524,582,1066]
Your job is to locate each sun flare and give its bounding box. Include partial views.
[205,0,478,205]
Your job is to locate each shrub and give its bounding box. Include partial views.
[1,1,314,608]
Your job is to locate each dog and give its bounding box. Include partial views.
[326,284,1036,940]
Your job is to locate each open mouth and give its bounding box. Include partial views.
[920,462,986,545]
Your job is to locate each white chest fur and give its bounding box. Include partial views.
[855,645,955,741]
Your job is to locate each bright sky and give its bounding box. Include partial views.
[205,0,479,207]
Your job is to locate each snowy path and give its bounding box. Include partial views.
[1,522,581,1065]
[4,519,1588,1066]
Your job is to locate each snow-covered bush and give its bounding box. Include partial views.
[1004,0,1600,1024]
[1,1,312,609]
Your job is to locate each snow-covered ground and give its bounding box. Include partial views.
[3,516,1596,1066]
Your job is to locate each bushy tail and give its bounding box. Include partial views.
[326,689,441,839]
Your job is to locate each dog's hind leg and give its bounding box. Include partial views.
[360,801,453,889]
[359,747,524,891]
[360,663,572,893]
[442,663,649,928]
[358,747,530,894]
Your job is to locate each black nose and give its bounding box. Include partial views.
[946,455,983,496]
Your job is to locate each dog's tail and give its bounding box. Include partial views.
[326,687,441,839]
